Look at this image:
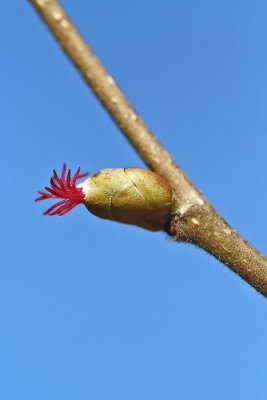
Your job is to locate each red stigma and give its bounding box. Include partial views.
[35,163,89,216]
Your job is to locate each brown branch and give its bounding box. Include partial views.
[30,0,267,297]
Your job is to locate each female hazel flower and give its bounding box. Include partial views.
[36,164,174,231]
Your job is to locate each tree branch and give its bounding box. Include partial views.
[30,0,267,297]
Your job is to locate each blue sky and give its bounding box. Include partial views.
[1,1,267,399]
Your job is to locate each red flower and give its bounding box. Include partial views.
[35,163,88,216]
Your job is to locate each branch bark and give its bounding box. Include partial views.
[30,0,267,297]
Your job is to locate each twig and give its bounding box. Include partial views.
[30,0,267,297]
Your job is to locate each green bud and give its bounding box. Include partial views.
[80,168,174,231]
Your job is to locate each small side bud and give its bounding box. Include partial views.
[36,165,174,231]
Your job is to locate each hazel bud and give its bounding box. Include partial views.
[36,164,174,231]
